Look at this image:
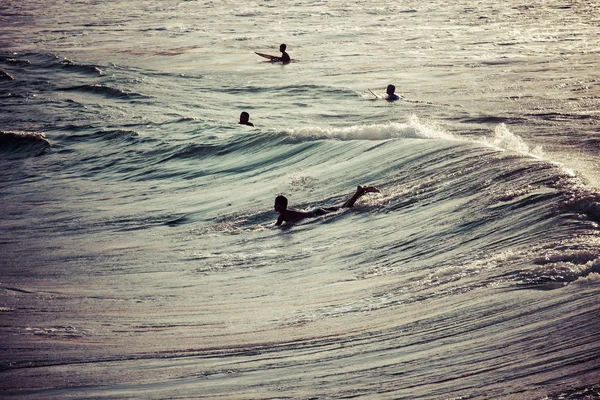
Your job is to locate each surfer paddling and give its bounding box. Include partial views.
[385,84,400,101]
[239,111,254,126]
[368,84,402,101]
[274,185,380,226]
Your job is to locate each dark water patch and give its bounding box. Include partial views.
[0,131,50,158]
[580,138,600,149]
[62,129,140,144]
[0,286,36,294]
[53,123,96,134]
[496,42,523,47]
[562,188,600,223]
[159,143,220,162]
[106,213,189,232]
[92,129,139,141]
[58,84,145,100]
[458,115,521,125]
[220,84,352,98]
[526,112,600,122]
[480,58,523,65]
[0,91,26,99]
[546,384,600,400]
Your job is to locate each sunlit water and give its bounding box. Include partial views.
[1,0,599,399]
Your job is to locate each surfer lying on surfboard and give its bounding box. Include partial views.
[274,185,380,226]
[255,43,291,64]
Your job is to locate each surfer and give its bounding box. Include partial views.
[255,44,292,63]
[386,84,400,101]
[274,185,380,226]
[279,43,291,64]
[238,111,254,127]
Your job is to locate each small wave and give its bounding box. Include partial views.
[286,115,455,141]
[59,58,104,76]
[0,131,51,158]
[534,250,598,266]
[93,129,139,141]
[0,56,31,66]
[526,112,600,122]
[159,143,219,162]
[561,184,600,223]
[511,247,600,287]
[572,272,600,285]
[59,84,145,99]
[0,69,14,80]
[23,325,88,337]
[55,128,139,144]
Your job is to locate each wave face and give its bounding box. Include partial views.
[0,131,50,158]
[1,0,600,399]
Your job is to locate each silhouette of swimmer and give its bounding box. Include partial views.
[274,185,380,226]
[239,111,254,126]
[279,44,291,64]
[386,84,400,101]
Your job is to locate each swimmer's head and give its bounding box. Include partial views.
[274,194,288,211]
[279,43,287,52]
[239,111,250,124]
[386,84,396,96]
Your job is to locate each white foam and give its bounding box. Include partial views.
[287,115,456,141]
[572,272,600,285]
[533,251,599,266]
[432,266,465,278]
[481,123,544,158]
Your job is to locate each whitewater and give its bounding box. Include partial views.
[1,0,599,399]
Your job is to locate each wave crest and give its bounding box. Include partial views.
[0,131,50,158]
[286,115,456,141]
[483,123,544,158]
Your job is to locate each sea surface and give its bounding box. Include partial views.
[1,0,600,399]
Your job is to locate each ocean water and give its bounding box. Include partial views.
[1,0,600,399]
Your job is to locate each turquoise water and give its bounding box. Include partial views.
[1,0,599,398]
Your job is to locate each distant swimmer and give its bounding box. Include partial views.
[274,185,380,226]
[385,84,400,101]
[255,43,291,64]
[239,111,254,127]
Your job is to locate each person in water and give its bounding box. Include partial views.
[386,84,400,101]
[279,43,291,64]
[239,111,254,126]
[274,185,380,226]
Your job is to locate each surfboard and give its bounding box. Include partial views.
[255,52,295,63]
[255,52,282,62]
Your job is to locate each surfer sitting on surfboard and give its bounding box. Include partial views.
[255,43,291,64]
[279,43,291,64]
[274,185,380,226]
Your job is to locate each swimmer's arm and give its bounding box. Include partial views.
[275,215,284,226]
